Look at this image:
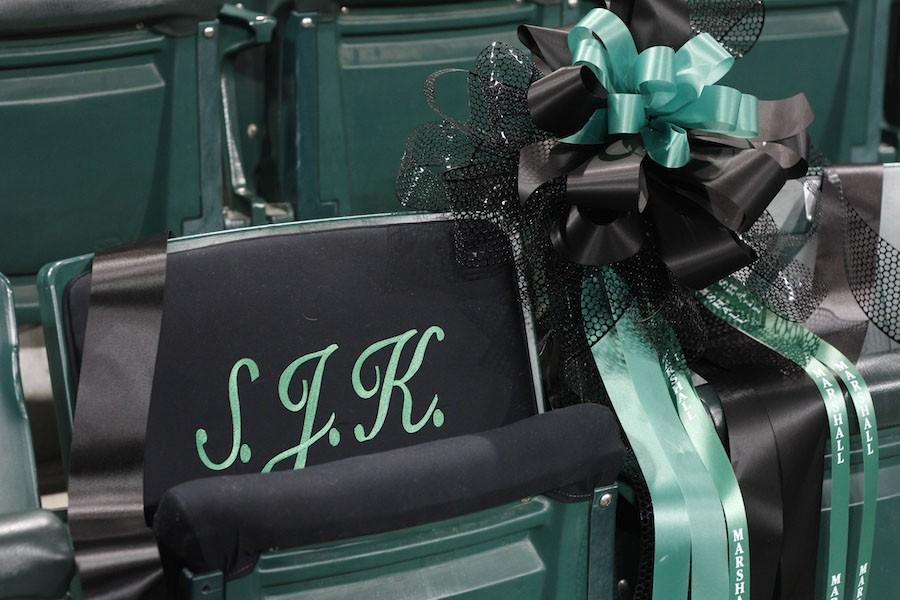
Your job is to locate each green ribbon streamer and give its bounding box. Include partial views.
[656,323,751,600]
[585,271,730,599]
[813,344,879,600]
[698,278,878,600]
[564,8,758,167]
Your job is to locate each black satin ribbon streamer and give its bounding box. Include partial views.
[68,235,169,600]
[808,164,884,361]
[696,358,827,600]
[696,368,785,600]
[516,16,814,290]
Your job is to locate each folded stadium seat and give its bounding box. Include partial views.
[261,0,588,221]
[39,215,623,598]
[719,0,892,163]
[0,0,231,324]
[883,0,900,159]
[0,275,75,599]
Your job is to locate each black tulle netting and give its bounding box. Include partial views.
[689,0,765,57]
[825,170,900,343]
[396,36,898,600]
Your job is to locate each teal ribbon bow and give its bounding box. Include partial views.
[566,9,758,168]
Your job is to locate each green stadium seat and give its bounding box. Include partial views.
[883,0,900,158]
[720,0,892,163]
[39,215,622,598]
[0,0,228,324]
[0,275,75,599]
[262,0,587,221]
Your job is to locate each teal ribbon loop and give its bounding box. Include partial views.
[564,8,758,167]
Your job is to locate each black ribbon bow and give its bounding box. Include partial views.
[516,8,814,290]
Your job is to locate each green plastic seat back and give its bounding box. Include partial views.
[275,0,584,220]
[0,6,225,283]
[720,0,891,163]
[0,276,40,514]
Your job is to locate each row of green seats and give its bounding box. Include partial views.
[3,0,894,324]
[0,0,584,324]
[0,1,240,323]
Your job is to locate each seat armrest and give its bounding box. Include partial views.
[155,403,623,580]
[0,509,75,600]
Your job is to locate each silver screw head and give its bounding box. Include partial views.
[246,123,259,139]
[202,25,216,38]
[567,0,579,6]
[301,16,315,28]
[340,6,350,14]
[599,493,613,508]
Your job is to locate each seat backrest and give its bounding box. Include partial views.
[721,0,890,163]
[53,215,542,516]
[0,0,221,37]
[274,0,582,220]
[0,0,225,280]
[0,276,40,514]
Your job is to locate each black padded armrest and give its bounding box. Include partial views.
[0,510,75,600]
[154,403,623,580]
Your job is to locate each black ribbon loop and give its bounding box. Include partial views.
[515,24,572,73]
[565,148,643,214]
[647,189,758,290]
[609,0,693,51]
[527,65,607,138]
[552,206,646,266]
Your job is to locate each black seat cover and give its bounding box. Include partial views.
[0,0,223,37]
[66,219,539,518]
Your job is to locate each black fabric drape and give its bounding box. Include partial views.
[67,235,169,600]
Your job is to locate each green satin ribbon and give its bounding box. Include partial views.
[656,324,751,600]
[565,8,758,167]
[585,271,730,600]
[813,343,879,600]
[699,278,883,600]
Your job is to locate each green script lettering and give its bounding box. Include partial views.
[263,344,340,472]
[352,326,445,442]
[195,358,258,470]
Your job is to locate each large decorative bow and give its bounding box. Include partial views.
[517,8,814,289]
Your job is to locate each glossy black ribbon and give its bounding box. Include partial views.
[516,12,814,290]
[695,354,827,600]
[68,235,169,600]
